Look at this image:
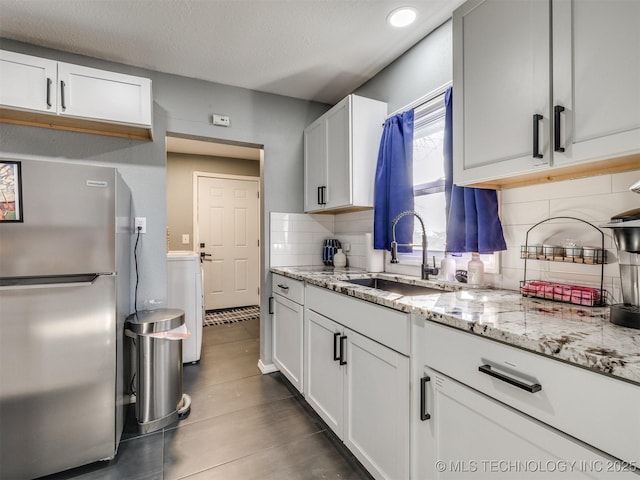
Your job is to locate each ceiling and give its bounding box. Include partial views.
[166,136,261,160]
[0,0,462,105]
[0,0,463,158]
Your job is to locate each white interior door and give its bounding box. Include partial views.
[197,175,259,310]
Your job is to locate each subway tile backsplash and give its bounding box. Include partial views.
[270,210,374,269]
[498,169,640,301]
[269,212,334,267]
[270,169,639,301]
[334,210,374,270]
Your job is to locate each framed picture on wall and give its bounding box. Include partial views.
[0,160,23,222]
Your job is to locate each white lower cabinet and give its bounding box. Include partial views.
[305,309,344,432]
[305,305,410,480]
[272,294,303,392]
[418,367,637,479]
[271,274,304,393]
[413,320,640,479]
[344,328,410,480]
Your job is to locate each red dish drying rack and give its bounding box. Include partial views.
[520,281,604,307]
[520,217,608,307]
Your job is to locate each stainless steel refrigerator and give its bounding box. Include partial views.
[0,159,132,479]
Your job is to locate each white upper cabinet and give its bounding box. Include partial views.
[0,50,57,114]
[453,0,640,188]
[453,0,551,183]
[325,99,352,209]
[552,0,640,168]
[303,119,326,212]
[0,49,152,140]
[57,62,151,127]
[304,94,386,213]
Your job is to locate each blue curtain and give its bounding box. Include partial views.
[444,87,507,254]
[373,111,414,252]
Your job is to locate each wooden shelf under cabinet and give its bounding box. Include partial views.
[0,108,152,141]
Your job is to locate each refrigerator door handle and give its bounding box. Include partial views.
[0,274,101,290]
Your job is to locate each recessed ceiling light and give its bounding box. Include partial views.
[387,7,417,28]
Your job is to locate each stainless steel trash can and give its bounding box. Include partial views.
[125,308,190,434]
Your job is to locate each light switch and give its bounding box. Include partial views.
[182,234,189,244]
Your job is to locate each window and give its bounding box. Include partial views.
[399,89,499,274]
[412,93,446,252]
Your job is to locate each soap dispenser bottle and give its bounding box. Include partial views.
[440,253,456,282]
[333,248,347,269]
[467,253,484,286]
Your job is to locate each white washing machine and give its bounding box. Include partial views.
[167,251,204,363]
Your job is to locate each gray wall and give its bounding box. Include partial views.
[355,20,452,114]
[0,19,450,367]
[0,37,329,366]
[166,152,260,251]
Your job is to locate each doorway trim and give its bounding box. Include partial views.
[193,171,261,310]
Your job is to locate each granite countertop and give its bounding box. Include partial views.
[271,266,640,386]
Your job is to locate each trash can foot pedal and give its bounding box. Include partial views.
[178,393,191,418]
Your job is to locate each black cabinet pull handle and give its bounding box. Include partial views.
[479,364,541,393]
[317,186,322,206]
[532,114,543,158]
[554,105,565,152]
[420,375,431,421]
[277,283,289,291]
[268,296,274,315]
[333,332,340,361]
[46,78,52,108]
[339,335,347,365]
[60,80,66,110]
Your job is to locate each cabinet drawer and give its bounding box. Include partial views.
[272,274,304,305]
[423,320,640,464]
[306,285,409,355]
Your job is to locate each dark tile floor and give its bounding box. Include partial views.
[42,319,373,480]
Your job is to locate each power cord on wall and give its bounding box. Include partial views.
[134,226,142,313]
[128,225,143,401]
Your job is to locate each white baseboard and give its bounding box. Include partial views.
[258,359,278,374]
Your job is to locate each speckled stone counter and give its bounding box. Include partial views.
[271,266,640,385]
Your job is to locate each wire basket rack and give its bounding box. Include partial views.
[520,217,608,307]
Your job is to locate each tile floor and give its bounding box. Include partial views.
[42,319,373,480]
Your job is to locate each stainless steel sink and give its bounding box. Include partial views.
[345,278,442,296]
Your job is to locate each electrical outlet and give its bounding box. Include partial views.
[182,234,189,244]
[134,217,147,234]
